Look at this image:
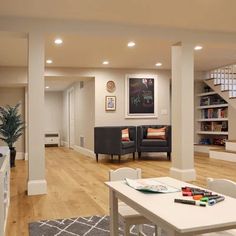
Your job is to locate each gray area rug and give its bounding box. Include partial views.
[29,215,156,236]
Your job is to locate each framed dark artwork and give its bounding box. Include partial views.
[125,74,157,118]
[105,96,116,111]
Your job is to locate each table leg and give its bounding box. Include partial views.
[109,189,119,236]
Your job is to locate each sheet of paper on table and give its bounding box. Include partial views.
[125,178,180,193]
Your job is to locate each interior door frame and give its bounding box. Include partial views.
[67,87,75,149]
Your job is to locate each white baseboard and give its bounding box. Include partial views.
[16,152,25,160]
[24,152,28,160]
[73,145,95,159]
[170,167,196,181]
[27,179,47,196]
[61,140,69,147]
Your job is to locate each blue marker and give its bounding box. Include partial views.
[208,196,225,206]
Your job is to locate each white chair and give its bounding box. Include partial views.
[207,178,236,198]
[109,167,158,236]
[198,178,236,236]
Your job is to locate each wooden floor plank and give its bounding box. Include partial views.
[5,147,236,236]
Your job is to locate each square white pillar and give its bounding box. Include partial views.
[27,32,47,195]
[170,43,196,181]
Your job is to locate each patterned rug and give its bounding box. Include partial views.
[29,215,156,236]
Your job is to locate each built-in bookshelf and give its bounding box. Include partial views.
[196,85,228,146]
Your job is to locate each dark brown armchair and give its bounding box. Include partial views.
[137,125,171,160]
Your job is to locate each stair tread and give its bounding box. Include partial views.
[210,149,236,154]
[227,140,236,143]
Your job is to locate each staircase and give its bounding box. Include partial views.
[204,66,236,109]
[210,141,236,162]
[205,65,236,162]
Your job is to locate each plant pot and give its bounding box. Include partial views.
[10,147,16,168]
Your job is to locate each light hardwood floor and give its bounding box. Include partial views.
[6,147,236,236]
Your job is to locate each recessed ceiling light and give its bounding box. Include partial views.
[45,86,50,89]
[155,62,162,67]
[54,38,63,45]
[46,59,53,64]
[194,45,203,51]
[127,41,136,47]
[103,61,109,65]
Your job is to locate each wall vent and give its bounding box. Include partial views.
[80,81,84,89]
[80,136,85,147]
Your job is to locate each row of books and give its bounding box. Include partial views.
[201,121,228,132]
[200,96,226,106]
[201,108,228,119]
[199,138,227,146]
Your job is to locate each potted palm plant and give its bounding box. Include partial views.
[0,103,24,167]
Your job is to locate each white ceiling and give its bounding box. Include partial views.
[1,1,236,71]
[0,34,236,71]
[1,0,236,33]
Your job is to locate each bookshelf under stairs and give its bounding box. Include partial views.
[195,87,228,150]
[195,64,236,162]
[210,140,236,162]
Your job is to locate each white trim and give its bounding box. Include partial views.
[27,179,47,196]
[170,167,196,181]
[16,152,25,160]
[61,140,69,147]
[73,145,95,159]
[125,74,158,119]
[24,152,28,160]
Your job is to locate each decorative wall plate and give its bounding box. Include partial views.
[106,80,116,93]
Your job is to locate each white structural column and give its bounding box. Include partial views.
[170,43,196,181]
[27,32,47,195]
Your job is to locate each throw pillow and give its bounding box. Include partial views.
[121,128,130,141]
[147,127,166,140]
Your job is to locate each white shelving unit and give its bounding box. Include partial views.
[195,85,228,148]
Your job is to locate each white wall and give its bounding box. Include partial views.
[75,80,95,150]
[0,87,25,152]
[60,68,171,152]
[93,69,171,126]
[44,91,63,136]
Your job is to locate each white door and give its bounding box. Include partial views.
[68,88,75,149]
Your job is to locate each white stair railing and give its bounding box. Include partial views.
[208,64,236,98]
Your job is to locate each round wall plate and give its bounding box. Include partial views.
[106,80,116,93]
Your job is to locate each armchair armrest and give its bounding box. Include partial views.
[165,126,171,147]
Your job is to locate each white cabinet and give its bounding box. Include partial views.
[0,147,10,236]
[45,132,60,146]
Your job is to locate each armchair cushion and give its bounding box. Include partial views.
[121,128,130,141]
[147,127,166,140]
[122,141,135,149]
[141,139,167,147]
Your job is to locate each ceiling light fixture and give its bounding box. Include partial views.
[45,86,50,89]
[103,61,109,65]
[155,62,162,67]
[127,41,136,47]
[194,45,203,51]
[46,59,53,64]
[54,38,63,45]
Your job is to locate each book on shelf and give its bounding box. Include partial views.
[125,178,180,193]
[201,108,228,119]
[200,94,227,106]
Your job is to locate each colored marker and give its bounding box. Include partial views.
[193,195,203,200]
[174,199,206,207]
[182,192,192,196]
[208,196,225,206]
[200,195,222,202]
